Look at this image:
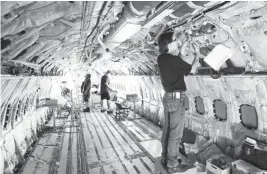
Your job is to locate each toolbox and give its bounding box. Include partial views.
[241,137,267,170]
[206,154,233,174]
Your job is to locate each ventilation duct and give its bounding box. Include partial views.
[142,1,186,28]
[95,1,160,54]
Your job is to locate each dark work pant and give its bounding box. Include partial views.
[161,92,185,168]
[83,93,90,102]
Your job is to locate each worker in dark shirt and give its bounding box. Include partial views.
[100,70,116,114]
[157,31,198,173]
[81,74,91,112]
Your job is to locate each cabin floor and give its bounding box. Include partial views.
[19,109,163,174]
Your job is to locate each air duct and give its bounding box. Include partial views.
[95,1,160,54]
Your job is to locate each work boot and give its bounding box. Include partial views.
[167,164,191,173]
[167,156,192,173]
[161,158,167,168]
[83,107,90,112]
[107,110,113,114]
[177,154,191,165]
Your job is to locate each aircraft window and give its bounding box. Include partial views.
[184,95,189,111]
[213,100,227,121]
[36,96,40,108]
[24,98,29,114]
[139,87,143,99]
[15,101,21,121]
[4,13,11,19]
[1,104,5,122]
[15,100,22,121]
[18,30,26,36]
[3,104,11,129]
[30,94,35,103]
[239,104,258,130]
[195,96,205,115]
[145,89,149,99]
[151,90,155,100]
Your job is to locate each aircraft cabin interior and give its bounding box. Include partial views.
[1,1,267,174]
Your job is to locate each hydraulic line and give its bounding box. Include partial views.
[81,2,108,60]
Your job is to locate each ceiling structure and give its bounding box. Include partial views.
[1,1,267,77]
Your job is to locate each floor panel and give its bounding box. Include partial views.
[83,110,157,174]
[20,109,162,174]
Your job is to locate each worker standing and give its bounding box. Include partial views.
[157,31,199,173]
[81,74,91,112]
[100,70,116,114]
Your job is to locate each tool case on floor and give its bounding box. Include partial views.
[240,137,267,170]
[206,154,233,174]
[231,159,267,174]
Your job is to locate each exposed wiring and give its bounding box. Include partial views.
[207,34,230,45]
[165,1,230,32]
[236,62,249,76]
[81,2,108,61]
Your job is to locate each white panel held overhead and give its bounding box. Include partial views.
[204,44,233,71]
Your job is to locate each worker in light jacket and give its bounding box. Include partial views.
[157,31,199,173]
[81,74,91,112]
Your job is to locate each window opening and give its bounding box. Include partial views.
[4,13,11,19]
[3,104,11,129]
[213,99,227,121]
[151,90,155,100]
[239,104,258,130]
[184,95,189,111]
[15,101,22,121]
[36,95,40,108]
[145,89,149,99]
[195,96,205,115]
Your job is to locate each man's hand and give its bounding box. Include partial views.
[189,43,199,66]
